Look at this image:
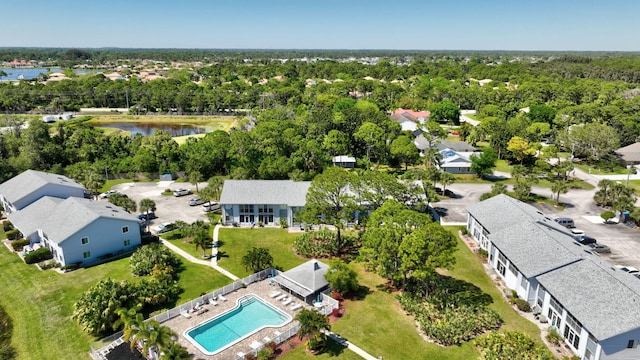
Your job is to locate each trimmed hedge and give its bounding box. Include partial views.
[11,239,30,251]
[514,299,531,312]
[24,248,52,264]
[5,229,20,240]
[2,221,13,232]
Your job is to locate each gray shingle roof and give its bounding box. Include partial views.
[38,197,139,244]
[7,196,64,238]
[615,142,640,162]
[467,194,567,235]
[219,180,311,207]
[274,259,329,297]
[490,221,584,278]
[0,170,84,204]
[537,259,640,341]
[436,141,477,152]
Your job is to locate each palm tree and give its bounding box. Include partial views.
[439,171,455,195]
[114,306,145,352]
[241,247,273,273]
[192,226,210,258]
[160,341,190,360]
[189,171,203,193]
[140,198,157,217]
[137,320,174,359]
[295,308,330,352]
[551,180,568,205]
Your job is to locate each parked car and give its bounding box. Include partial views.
[554,217,575,229]
[153,222,175,234]
[173,188,192,197]
[137,212,157,221]
[588,243,611,254]
[188,197,205,206]
[615,265,640,274]
[569,228,586,240]
[202,201,221,212]
[98,190,118,199]
[577,236,596,245]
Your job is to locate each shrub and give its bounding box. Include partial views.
[130,243,181,277]
[293,229,340,257]
[24,248,52,264]
[257,346,274,360]
[478,248,488,259]
[279,218,288,228]
[5,229,20,240]
[546,329,562,345]
[11,239,30,251]
[399,294,502,346]
[476,330,555,360]
[40,261,60,270]
[62,262,81,271]
[514,299,531,312]
[2,221,13,232]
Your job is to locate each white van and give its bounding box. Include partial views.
[202,201,221,213]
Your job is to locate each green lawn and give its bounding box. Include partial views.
[573,162,632,175]
[216,228,307,277]
[164,226,215,259]
[0,242,231,360]
[324,228,541,360]
[279,338,363,360]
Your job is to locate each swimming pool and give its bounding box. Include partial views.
[184,294,292,355]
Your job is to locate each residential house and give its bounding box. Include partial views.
[219,180,311,227]
[0,169,86,214]
[391,108,429,132]
[438,148,475,174]
[37,197,141,267]
[332,155,356,168]
[614,142,640,165]
[467,194,640,360]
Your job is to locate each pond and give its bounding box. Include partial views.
[92,122,207,136]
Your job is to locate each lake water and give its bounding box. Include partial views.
[0,67,94,80]
[93,122,207,137]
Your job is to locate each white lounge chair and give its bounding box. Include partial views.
[282,298,292,306]
[219,294,227,302]
[276,294,287,301]
[209,298,218,306]
[180,310,191,319]
[263,336,272,343]
[269,290,281,298]
[291,303,302,311]
[237,352,245,359]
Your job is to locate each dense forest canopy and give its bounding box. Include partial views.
[1,49,640,185]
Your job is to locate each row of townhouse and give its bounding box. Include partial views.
[0,170,141,267]
[467,194,640,360]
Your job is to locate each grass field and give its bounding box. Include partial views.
[0,241,231,360]
[216,228,307,278]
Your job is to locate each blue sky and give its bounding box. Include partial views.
[2,0,638,51]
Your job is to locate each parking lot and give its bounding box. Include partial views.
[110,181,210,229]
[438,183,640,268]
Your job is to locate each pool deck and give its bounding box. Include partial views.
[163,280,308,360]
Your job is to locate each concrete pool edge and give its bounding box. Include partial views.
[182,293,293,356]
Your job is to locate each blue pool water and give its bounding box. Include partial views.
[184,294,291,355]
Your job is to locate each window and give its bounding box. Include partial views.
[520,276,529,291]
[239,204,254,213]
[497,252,507,276]
[124,239,131,246]
[83,251,91,259]
[81,237,89,245]
[508,262,517,276]
[628,340,635,349]
[563,313,582,349]
[122,226,129,234]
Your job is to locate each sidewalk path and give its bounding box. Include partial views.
[323,330,380,360]
[160,229,239,281]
